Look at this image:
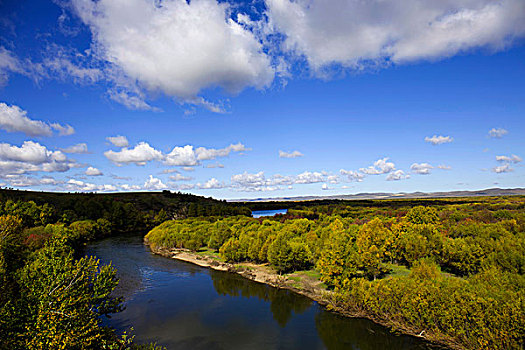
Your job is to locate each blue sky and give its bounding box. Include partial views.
[0,0,524,199]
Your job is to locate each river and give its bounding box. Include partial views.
[87,234,438,350]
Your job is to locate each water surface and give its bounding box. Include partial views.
[252,209,288,218]
[87,234,438,350]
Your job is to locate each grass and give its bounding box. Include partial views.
[196,248,223,261]
[385,263,411,278]
[287,269,328,290]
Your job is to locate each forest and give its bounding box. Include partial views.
[0,189,248,349]
[146,196,525,349]
[1,189,524,349]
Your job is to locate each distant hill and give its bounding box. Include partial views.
[230,187,525,203]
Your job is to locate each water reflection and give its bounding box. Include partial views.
[210,269,312,327]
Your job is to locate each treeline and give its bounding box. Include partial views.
[145,197,525,349]
[0,189,250,232]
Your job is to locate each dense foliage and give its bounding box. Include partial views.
[146,196,525,349]
[0,191,221,349]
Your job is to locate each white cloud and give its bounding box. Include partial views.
[85,166,103,176]
[176,183,196,191]
[321,183,330,190]
[182,167,195,172]
[104,142,163,165]
[206,162,225,169]
[360,158,395,175]
[493,164,513,173]
[0,141,76,176]
[195,143,250,160]
[0,102,74,137]
[493,154,521,173]
[340,169,365,182]
[496,154,522,163]
[294,171,326,184]
[386,170,409,181]
[410,162,433,175]
[72,0,274,109]
[197,177,225,189]
[51,123,75,136]
[120,184,141,191]
[169,174,193,182]
[43,55,102,85]
[105,141,249,167]
[164,145,199,166]
[61,143,89,154]
[108,90,161,112]
[437,164,452,170]
[3,175,62,188]
[0,47,42,85]
[106,135,129,147]
[279,150,303,158]
[143,175,167,190]
[488,127,508,138]
[230,171,279,192]
[67,179,117,192]
[0,47,22,85]
[425,135,453,145]
[265,0,525,72]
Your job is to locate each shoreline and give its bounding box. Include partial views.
[146,241,462,350]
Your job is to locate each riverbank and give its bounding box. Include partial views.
[145,240,462,350]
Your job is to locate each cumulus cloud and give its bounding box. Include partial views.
[164,145,199,166]
[321,183,330,190]
[340,169,365,182]
[61,143,89,154]
[294,171,326,184]
[496,154,522,163]
[410,162,433,175]
[67,179,116,192]
[493,164,513,173]
[85,166,103,176]
[360,158,395,175]
[386,170,409,181]
[279,150,303,158]
[425,135,453,145]
[143,175,167,190]
[72,0,274,110]
[120,184,141,191]
[197,178,225,189]
[51,123,75,136]
[492,154,521,173]
[0,102,74,137]
[0,141,77,176]
[195,143,250,161]
[265,0,525,72]
[231,171,279,192]
[104,142,163,165]
[106,135,129,148]
[488,127,508,138]
[105,141,249,167]
[3,175,62,188]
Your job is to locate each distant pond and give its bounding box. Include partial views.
[86,234,438,350]
[251,209,288,218]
